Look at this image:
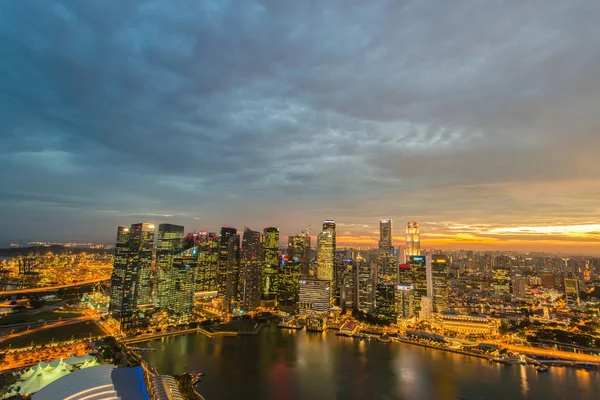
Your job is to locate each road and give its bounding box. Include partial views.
[0,277,110,296]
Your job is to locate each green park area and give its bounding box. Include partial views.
[0,321,105,349]
[0,310,84,327]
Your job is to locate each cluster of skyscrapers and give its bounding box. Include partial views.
[107,218,452,330]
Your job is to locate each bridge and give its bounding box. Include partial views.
[0,277,110,296]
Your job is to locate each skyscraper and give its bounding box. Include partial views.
[217,227,239,309]
[129,223,155,306]
[239,227,264,312]
[278,255,301,313]
[108,226,134,330]
[430,255,449,313]
[377,219,396,284]
[357,260,374,313]
[375,283,396,320]
[317,220,336,304]
[154,224,185,311]
[565,276,580,305]
[512,276,527,299]
[262,227,279,302]
[409,255,427,316]
[108,222,155,330]
[395,284,414,319]
[196,232,219,292]
[405,222,420,261]
[492,256,511,295]
[167,247,198,323]
[288,234,311,278]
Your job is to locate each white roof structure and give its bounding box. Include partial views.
[16,359,71,396]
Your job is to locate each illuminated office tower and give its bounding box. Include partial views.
[288,234,311,278]
[239,227,264,312]
[129,222,156,306]
[395,284,414,319]
[317,220,336,303]
[217,227,240,308]
[167,247,198,323]
[541,272,555,289]
[431,255,449,313]
[154,224,185,311]
[338,259,356,310]
[565,276,580,305]
[108,226,134,329]
[409,255,427,316]
[278,255,301,313]
[512,276,527,299]
[375,283,396,320]
[357,260,374,313]
[195,232,219,292]
[398,263,411,285]
[405,222,420,261]
[377,219,396,284]
[299,279,330,316]
[262,227,280,302]
[492,256,511,295]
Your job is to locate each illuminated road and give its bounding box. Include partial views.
[502,343,600,363]
[0,277,110,296]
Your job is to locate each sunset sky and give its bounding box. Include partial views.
[1,1,599,254]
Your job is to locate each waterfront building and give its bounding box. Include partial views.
[431,312,500,337]
[340,260,357,310]
[288,234,311,278]
[299,278,330,316]
[306,315,328,332]
[395,284,414,319]
[262,227,280,302]
[405,222,420,261]
[217,227,240,309]
[239,227,264,312]
[419,296,433,321]
[377,219,396,284]
[168,247,198,322]
[154,224,185,311]
[108,226,134,330]
[357,260,374,313]
[409,255,428,316]
[375,282,396,320]
[317,220,336,304]
[492,256,511,295]
[196,232,219,292]
[431,255,449,313]
[278,255,301,313]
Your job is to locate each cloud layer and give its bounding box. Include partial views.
[1,1,599,253]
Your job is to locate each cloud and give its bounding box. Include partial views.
[0,0,599,252]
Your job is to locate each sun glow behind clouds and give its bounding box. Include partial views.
[488,224,600,236]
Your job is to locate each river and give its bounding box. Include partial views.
[140,324,597,400]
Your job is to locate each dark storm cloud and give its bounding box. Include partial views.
[1,0,599,249]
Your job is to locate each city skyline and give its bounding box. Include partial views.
[2,1,600,254]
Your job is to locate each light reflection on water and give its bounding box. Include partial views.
[141,325,599,400]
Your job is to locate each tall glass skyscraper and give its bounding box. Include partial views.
[287,234,311,278]
[154,224,185,311]
[357,260,374,313]
[405,222,420,262]
[195,232,219,293]
[317,220,336,305]
[377,219,396,284]
[409,255,427,316]
[431,255,449,313]
[167,247,199,323]
[217,227,240,309]
[262,227,279,302]
[239,227,264,312]
[129,222,155,306]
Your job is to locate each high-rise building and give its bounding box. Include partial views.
[409,255,427,316]
[288,234,311,278]
[217,227,239,309]
[196,232,219,292]
[377,219,396,284]
[492,256,511,295]
[565,277,580,305]
[129,223,155,306]
[337,259,356,310]
[239,227,264,312]
[262,227,280,302]
[317,220,336,303]
[108,222,155,330]
[108,226,134,330]
[398,263,411,285]
[278,255,301,313]
[405,222,420,261]
[512,276,527,299]
[299,279,330,316]
[154,224,185,311]
[375,283,396,320]
[395,284,414,319]
[541,272,555,289]
[357,260,374,313]
[431,255,449,313]
[167,247,198,323]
